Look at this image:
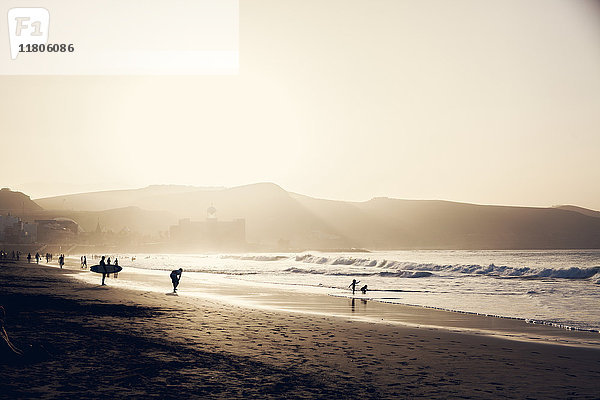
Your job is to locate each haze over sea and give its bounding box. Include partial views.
[76,249,600,334]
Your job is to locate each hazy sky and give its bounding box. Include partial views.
[2,0,600,209]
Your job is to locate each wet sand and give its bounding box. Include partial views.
[1,261,600,399]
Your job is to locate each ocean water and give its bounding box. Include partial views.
[89,250,600,332]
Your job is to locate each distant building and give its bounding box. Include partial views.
[0,214,37,243]
[35,218,80,244]
[169,207,245,249]
[22,222,37,243]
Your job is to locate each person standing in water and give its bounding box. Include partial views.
[170,268,183,293]
[349,279,360,295]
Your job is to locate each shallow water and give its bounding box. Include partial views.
[75,250,600,333]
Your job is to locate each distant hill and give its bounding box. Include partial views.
[30,183,600,249]
[35,185,222,212]
[0,188,43,213]
[553,205,600,219]
[62,207,177,236]
[133,183,345,246]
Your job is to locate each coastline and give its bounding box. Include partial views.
[2,261,600,399]
[68,260,600,348]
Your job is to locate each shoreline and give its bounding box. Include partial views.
[63,261,600,348]
[72,250,600,336]
[2,261,600,399]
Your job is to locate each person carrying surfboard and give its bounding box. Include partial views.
[170,268,183,293]
[100,256,107,286]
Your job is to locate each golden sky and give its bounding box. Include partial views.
[2,0,600,209]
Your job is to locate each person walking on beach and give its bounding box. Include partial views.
[349,279,360,295]
[27,253,31,263]
[100,256,107,286]
[35,253,40,264]
[170,268,183,293]
[83,256,87,269]
[59,254,64,269]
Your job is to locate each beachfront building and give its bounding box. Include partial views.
[169,207,246,250]
[0,214,37,243]
[35,218,80,244]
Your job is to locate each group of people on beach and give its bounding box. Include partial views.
[23,252,62,266]
[349,279,368,295]
[0,250,21,260]
[27,252,40,264]
[0,250,62,266]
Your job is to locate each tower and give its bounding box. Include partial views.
[207,205,217,220]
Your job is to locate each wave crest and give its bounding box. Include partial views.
[296,254,600,280]
[284,267,432,278]
[221,255,288,262]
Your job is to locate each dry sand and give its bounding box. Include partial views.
[1,261,600,399]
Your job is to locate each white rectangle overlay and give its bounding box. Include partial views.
[2,0,239,75]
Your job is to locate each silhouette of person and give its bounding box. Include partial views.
[83,255,87,269]
[27,253,31,263]
[170,268,183,293]
[360,285,368,294]
[113,258,119,278]
[100,256,107,286]
[35,253,40,264]
[349,279,360,295]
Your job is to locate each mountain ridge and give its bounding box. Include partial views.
[11,183,600,249]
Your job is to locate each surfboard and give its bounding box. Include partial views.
[90,264,123,274]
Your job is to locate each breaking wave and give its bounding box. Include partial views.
[295,254,600,280]
[221,255,288,262]
[284,267,432,278]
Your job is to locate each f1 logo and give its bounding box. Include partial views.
[7,8,50,60]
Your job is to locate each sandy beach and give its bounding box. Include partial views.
[1,261,600,399]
